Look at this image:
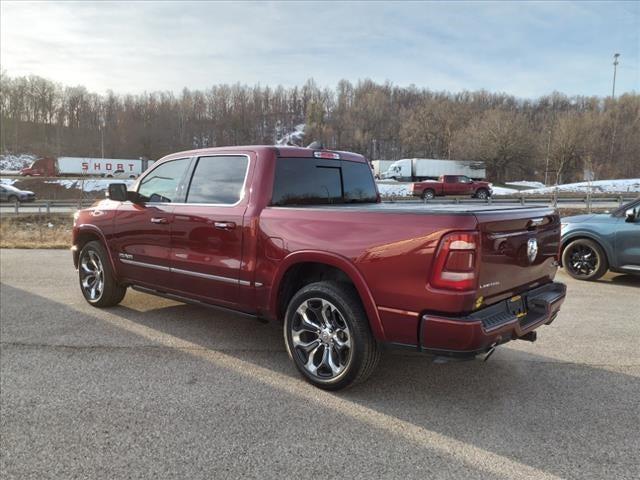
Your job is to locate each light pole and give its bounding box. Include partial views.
[608,53,621,166]
[611,53,620,98]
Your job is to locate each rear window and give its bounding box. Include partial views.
[271,158,377,206]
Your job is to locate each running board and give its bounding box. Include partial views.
[130,285,267,323]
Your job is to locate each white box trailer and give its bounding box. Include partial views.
[381,158,486,181]
[371,160,396,178]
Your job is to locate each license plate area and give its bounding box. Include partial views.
[507,295,528,318]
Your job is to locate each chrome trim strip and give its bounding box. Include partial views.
[137,154,252,208]
[121,258,257,285]
[120,258,171,272]
[172,267,238,284]
[620,265,640,271]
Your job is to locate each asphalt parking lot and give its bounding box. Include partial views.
[1,249,638,479]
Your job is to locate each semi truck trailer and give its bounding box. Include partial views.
[382,158,486,181]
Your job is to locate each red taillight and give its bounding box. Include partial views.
[431,231,479,291]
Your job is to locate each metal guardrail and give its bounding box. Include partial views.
[0,200,92,215]
[0,194,637,215]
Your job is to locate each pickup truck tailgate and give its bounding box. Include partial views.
[475,207,561,305]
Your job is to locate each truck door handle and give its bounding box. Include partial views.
[214,221,236,230]
[150,217,169,224]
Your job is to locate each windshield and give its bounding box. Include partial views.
[612,197,640,217]
[1,184,21,193]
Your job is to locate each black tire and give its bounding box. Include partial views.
[421,189,435,200]
[562,238,608,281]
[8,195,18,203]
[78,241,127,307]
[284,281,380,390]
[475,188,489,200]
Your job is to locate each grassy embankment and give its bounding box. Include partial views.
[0,214,73,249]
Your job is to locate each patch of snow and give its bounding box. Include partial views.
[0,153,36,171]
[0,178,17,186]
[377,182,412,197]
[276,124,305,146]
[505,181,545,189]
[520,179,640,195]
[491,186,520,195]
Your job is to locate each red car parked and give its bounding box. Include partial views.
[411,175,493,200]
[72,145,565,389]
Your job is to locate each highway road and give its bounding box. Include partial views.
[1,250,639,479]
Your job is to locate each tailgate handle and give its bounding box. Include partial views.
[527,217,545,230]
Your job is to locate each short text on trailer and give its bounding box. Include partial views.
[20,157,154,177]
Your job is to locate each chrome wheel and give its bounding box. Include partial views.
[567,244,598,276]
[423,190,435,200]
[80,250,104,301]
[290,298,352,379]
[476,190,488,199]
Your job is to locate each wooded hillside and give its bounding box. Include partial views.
[1,73,637,182]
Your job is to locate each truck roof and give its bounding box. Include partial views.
[159,145,367,163]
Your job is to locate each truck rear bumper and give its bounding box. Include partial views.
[418,281,566,357]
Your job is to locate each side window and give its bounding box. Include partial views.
[445,176,456,183]
[186,155,249,204]
[459,176,471,183]
[342,161,378,202]
[138,158,190,203]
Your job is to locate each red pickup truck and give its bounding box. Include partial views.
[411,175,493,200]
[72,146,565,390]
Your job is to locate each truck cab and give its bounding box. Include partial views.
[20,157,56,177]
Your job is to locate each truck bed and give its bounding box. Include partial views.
[261,201,560,315]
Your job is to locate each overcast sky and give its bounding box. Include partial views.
[1,1,638,98]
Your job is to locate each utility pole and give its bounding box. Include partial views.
[100,126,104,159]
[611,53,620,98]
[543,127,552,186]
[99,112,105,159]
[608,53,621,166]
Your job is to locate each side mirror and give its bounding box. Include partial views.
[625,208,637,222]
[107,183,129,202]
